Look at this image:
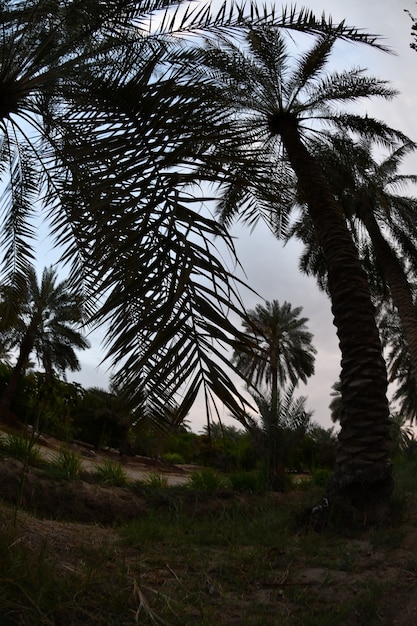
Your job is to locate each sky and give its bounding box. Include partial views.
[36,0,417,433]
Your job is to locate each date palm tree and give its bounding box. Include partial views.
[0,266,90,414]
[232,299,316,396]
[290,138,417,381]
[196,25,408,521]
[243,385,312,491]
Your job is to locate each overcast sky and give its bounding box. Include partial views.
[37,0,417,433]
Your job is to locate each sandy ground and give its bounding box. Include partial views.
[3,429,196,486]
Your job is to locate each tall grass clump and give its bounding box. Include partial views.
[187,468,228,491]
[0,432,43,467]
[145,472,168,488]
[50,446,82,479]
[93,460,128,486]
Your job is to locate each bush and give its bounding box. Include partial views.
[93,460,128,486]
[187,468,228,491]
[161,452,185,465]
[51,446,82,479]
[228,470,266,493]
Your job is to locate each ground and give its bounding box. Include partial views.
[2,434,417,624]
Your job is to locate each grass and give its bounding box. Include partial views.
[2,441,417,624]
[93,460,128,486]
[49,445,82,479]
[0,432,44,467]
[0,476,410,625]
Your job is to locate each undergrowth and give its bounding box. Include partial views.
[0,439,417,624]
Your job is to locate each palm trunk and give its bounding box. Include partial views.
[277,118,392,525]
[359,204,417,379]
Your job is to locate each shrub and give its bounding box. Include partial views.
[51,446,82,479]
[161,452,185,465]
[228,470,266,493]
[0,433,44,467]
[187,468,228,491]
[93,460,128,486]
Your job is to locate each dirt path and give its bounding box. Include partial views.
[9,430,197,486]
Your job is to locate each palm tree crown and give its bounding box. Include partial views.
[0,265,90,411]
[233,299,316,394]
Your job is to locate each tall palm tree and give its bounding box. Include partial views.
[0,3,396,486]
[0,266,90,414]
[290,138,417,383]
[196,25,407,521]
[232,299,316,396]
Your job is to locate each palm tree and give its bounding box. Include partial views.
[232,299,316,397]
[243,385,312,491]
[290,138,417,383]
[377,300,417,420]
[196,25,407,521]
[0,266,90,415]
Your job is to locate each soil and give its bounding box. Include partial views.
[2,433,417,624]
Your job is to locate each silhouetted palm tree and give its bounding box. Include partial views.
[0,266,89,414]
[243,386,312,491]
[197,24,406,520]
[290,138,417,383]
[0,2,372,423]
[233,299,316,397]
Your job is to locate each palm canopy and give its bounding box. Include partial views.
[290,138,417,290]
[232,299,316,394]
[0,2,396,427]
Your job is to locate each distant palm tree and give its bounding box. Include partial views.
[0,266,90,416]
[243,386,312,491]
[233,300,316,397]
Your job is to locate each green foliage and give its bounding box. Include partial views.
[241,387,313,491]
[187,468,228,491]
[0,432,43,467]
[160,431,199,464]
[161,452,185,464]
[228,470,266,493]
[145,472,169,489]
[51,446,82,480]
[311,468,333,488]
[93,460,128,486]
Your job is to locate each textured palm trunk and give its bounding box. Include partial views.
[359,204,417,380]
[276,118,392,525]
